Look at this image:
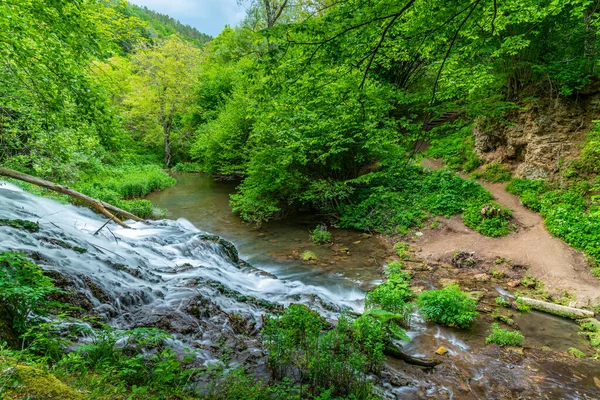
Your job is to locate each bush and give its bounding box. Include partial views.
[423,125,481,172]
[262,305,377,398]
[0,252,62,334]
[365,264,413,324]
[471,162,512,182]
[417,285,479,328]
[463,200,512,237]
[485,323,524,346]
[340,166,491,233]
[310,226,332,244]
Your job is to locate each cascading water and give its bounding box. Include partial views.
[0,182,364,366]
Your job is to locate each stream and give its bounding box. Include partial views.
[1,174,599,399]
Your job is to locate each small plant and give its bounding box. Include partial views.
[417,285,479,328]
[366,264,413,324]
[301,251,317,261]
[310,225,332,244]
[491,309,514,325]
[568,347,586,358]
[394,242,410,259]
[485,323,524,346]
[463,201,513,237]
[0,252,63,334]
[495,296,510,307]
[516,297,531,312]
[491,269,505,279]
[471,162,512,182]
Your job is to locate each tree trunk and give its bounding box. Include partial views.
[0,167,144,228]
[584,1,599,75]
[163,124,171,167]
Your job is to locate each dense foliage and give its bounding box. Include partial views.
[417,285,479,328]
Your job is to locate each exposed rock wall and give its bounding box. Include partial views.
[473,92,600,179]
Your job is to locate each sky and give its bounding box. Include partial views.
[128,0,246,37]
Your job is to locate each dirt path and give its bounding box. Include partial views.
[418,160,600,306]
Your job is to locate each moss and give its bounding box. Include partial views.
[0,219,39,233]
[301,251,317,261]
[568,347,586,358]
[3,365,84,400]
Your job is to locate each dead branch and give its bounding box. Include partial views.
[0,167,144,229]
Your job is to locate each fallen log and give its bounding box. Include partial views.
[384,344,442,368]
[0,167,143,229]
[519,297,595,320]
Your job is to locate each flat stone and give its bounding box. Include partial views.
[473,273,490,282]
[507,280,520,288]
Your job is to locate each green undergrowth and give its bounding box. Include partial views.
[340,165,491,234]
[417,285,479,328]
[421,125,481,172]
[462,200,513,237]
[310,225,332,244]
[471,162,512,182]
[506,125,600,270]
[485,323,524,346]
[7,163,174,220]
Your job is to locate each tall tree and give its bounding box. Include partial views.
[124,36,202,166]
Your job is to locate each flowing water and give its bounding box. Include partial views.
[1,175,599,399]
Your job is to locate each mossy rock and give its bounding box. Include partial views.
[3,365,84,399]
[0,219,39,233]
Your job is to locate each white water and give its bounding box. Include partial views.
[0,183,364,338]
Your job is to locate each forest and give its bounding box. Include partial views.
[1,0,600,399]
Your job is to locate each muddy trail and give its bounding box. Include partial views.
[420,159,600,307]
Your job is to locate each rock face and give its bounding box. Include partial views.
[473,92,600,179]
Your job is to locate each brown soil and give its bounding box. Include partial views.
[418,159,600,306]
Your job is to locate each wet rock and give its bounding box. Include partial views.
[197,233,239,263]
[507,280,521,288]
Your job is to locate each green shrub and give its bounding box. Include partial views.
[0,252,62,334]
[463,200,512,237]
[485,323,524,346]
[423,126,481,172]
[171,162,202,172]
[394,242,409,259]
[262,305,377,398]
[310,226,332,244]
[417,285,479,328]
[340,167,491,233]
[365,265,413,324]
[568,347,586,358]
[495,296,510,307]
[471,162,512,182]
